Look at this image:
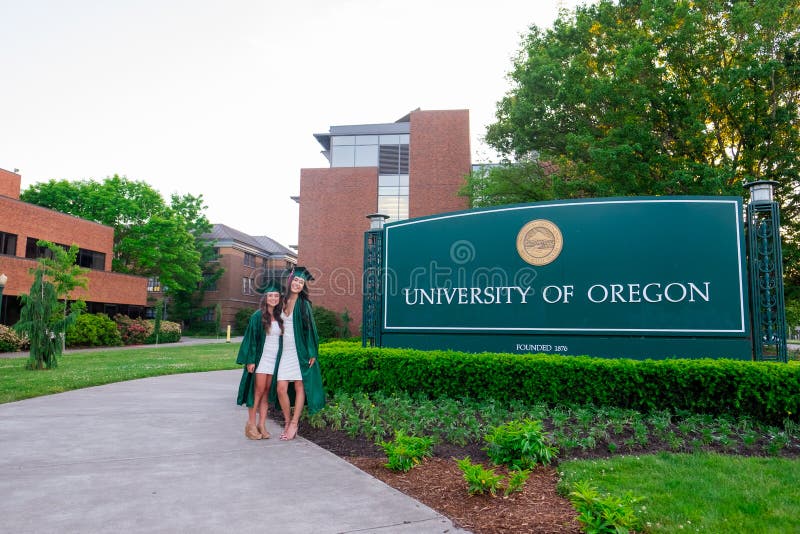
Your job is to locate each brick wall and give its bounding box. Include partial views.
[409,109,471,218]
[296,167,378,333]
[0,168,21,199]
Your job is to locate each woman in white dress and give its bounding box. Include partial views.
[272,267,325,440]
[235,281,284,440]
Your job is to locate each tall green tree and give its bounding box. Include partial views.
[14,242,88,369]
[473,0,800,293]
[20,175,221,312]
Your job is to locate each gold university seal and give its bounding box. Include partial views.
[516,219,563,266]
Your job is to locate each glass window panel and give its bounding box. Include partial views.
[331,135,355,146]
[355,135,379,145]
[378,196,397,212]
[397,197,409,220]
[398,186,409,196]
[398,175,409,186]
[331,145,355,167]
[379,134,400,144]
[379,175,399,186]
[379,186,400,196]
[354,145,378,167]
[399,134,409,144]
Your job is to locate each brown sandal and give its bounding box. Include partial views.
[245,423,261,440]
[257,426,271,439]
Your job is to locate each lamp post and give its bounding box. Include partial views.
[0,273,7,325]
[362,213,389,347]
[744,180,787,362]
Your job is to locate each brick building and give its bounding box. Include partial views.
[295,109,471,331]
[0,168,147,325]
[200,224,296,329]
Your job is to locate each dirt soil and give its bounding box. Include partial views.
[298,423,584,533]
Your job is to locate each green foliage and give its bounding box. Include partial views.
[153,299,163,343]
[0,325,26,352]
[65,313,122,347]
[339,308,352,338]
[20,175,218,313]
[319,342,800,426]
[114,315,150,345]
[233,307,255,336]
[377,430,434,472]
[484,419,558,469]
[455,456,505,496]
[144,320,181,344]
[482,0,800,294]
[785,299,800,338]
[567,480,642,534]
[313,305,342,341]
[504,468,531,496]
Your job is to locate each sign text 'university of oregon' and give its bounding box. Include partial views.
[377,197,752,360]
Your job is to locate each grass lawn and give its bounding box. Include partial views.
[0,343,241,404]
[559,452,800,532]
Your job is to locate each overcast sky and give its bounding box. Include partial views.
[1,0,585,248]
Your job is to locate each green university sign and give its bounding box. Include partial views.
[373,197,751,359]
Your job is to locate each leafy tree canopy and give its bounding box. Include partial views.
[471,0,800,293]
[21,175,213,295]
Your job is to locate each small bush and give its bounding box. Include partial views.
[484,419,558,469]
[114,315,150,345]
[568,480,642,533]
[456,456,505,496]
[145,320,181,344]
[66,313,122,347]
[377,430,434,472]
[0,324,25,352]
[234,307,256,336]
[313,305,341,341]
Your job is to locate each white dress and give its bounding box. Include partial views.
[275,310,302,380]
[255,319,281,374]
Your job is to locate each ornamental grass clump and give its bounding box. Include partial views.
[567,480,642,534]
[377,430,434,472]
[484,418,558,469]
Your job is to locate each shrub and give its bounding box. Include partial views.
[456,456,505,496]
[114,315,150,345]
[234,307,255,336]
[484,419,558,469]
[145,320,181,344]
[313,305,341,341]
[377,430,434,472]
[568,480,642,534]
[66,313,122,347]
[0,324,25,352]
[318,342,800,426]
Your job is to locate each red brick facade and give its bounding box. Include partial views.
[0,169,147,324]
[409,110,471,217]
[296,109,471,331]
[297,167,378,329]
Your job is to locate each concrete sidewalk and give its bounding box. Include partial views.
[0,370,467,533]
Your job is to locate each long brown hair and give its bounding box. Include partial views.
[260,293,284,334]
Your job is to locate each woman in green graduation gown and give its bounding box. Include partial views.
[270,267,325,440]
[236,281,284,440]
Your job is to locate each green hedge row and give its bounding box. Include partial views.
[319,342,800,426]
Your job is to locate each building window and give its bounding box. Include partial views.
[147,277,162,292]
[378,174,409,221]
[0,231,17,256]
[242,277,255,295]
[203,274,217,291]
[77,248,105,270]
[201,308,215,322]
[244,252,256,267]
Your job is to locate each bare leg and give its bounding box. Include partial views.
[254,373,271,438]
[283,380,305,440]
[276,380,291,438]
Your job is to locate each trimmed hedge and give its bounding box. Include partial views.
[319,342,800,426]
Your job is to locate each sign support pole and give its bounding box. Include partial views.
[362,214,388,348]
[745,180,788,362]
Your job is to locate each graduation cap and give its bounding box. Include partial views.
[256,279,284,294]
[290,266,314,282]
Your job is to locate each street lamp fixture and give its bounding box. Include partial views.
[366,213,390,230]
[744,180,778,204]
